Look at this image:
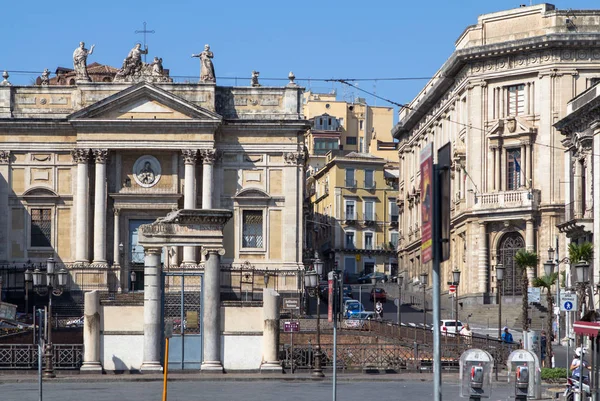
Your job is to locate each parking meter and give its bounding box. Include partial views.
[507,349,541,400]
[459,349,494,399]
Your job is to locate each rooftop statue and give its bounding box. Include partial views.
[114,43,172,83]
[192,44,216,83]
[73,42,95,82]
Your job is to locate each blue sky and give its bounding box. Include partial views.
[2,1,599,118]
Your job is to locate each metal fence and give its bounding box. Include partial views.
[0,344,82,370]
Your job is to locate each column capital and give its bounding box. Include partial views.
[92,149,108,164]
[284,151,306,165]
[0,150,11,164]
[182,149,198,165]
[202,247,226,257]
[144,247,162,256]
[71,148,90,163]
[200,149,217,165]
[113,207,121,216]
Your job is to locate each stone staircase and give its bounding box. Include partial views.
[460,300,549,331]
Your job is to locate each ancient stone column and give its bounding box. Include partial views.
[113,208,121,267]
[141,247,163,372]
[200,149,216,209]
[201,248,224,372]
[72,149,90,263]
[182,150,198,264]
[0,151,10,261]
[478,222,488,293]
[80,290,102,373]
[525,218,536,286]
[261,288,282,372]
[574,158,583,218]
[93,149,108,264]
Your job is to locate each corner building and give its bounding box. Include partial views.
[393,4,600,305]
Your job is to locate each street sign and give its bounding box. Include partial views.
[284,321,299,332]
[449,285,456,294]
[394,298,399,307]
[283,298,300,310]
[560,293,577,312]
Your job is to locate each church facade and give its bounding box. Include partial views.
[0,58,308,295]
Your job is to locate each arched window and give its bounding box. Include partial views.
[496,232,525,296]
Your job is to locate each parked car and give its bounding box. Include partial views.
[369,288,387,303]
[344,311,375,329]
[433,319,463,335]
[357,272,389,284]
[66,316,84,328]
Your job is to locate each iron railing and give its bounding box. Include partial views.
[0,344,82,370]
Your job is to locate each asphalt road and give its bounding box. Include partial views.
[0,379,528,401]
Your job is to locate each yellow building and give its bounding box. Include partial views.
[303,91,396,175]
[307,151,399,281]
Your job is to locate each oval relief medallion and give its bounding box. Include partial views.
[133,155,162,188]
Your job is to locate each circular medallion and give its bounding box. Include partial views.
[133,155,161,188]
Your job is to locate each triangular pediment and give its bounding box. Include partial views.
[68,82,222,122]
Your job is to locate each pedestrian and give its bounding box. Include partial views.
[375,301,383,320]
[460,324,473,345]
[540,331,547,367]
[501,326,514,343]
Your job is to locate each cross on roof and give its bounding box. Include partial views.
[135,22,155,62]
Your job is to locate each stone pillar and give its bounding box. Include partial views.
[93,149,108,264]
[525,218,535,251]
[141,247,163,372]
[182,150,198,264]
[574,158,583,218]
[202,248,225,372]
[200,149,216,209]
[478,222,488,293]
[491,146,498,191]
[520,142,527,188]
[80,290,102,373]
[585,153,593,215]
[526,143,532,186]
[113,208,121,267]
[0,151,10,261]
[261,288,282,372]
[496,145,502,192]
[72,149,90,263]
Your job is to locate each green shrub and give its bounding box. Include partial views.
[541,367,569,381]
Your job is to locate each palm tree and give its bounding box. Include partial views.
[514,249,539,331]
[568,242,593,264]
[532,272,558,368]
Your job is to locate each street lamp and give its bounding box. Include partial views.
[29,257,68,378]
[304,253,324,378]
[24,261,33,317]
[130,270,137,292]
[397,275,404,326]
[420,271,428,341]
[451,269,461,340]
[496,263,505,340]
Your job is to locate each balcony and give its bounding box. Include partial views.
[558,201,593,239]
[344,212,357,224]
[390,215,399,227]
[363,213,377,226]
[345,180,357,189]
[472,189,540,214]
[364,181,376,191]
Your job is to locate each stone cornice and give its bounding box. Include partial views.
[394,34,600,138]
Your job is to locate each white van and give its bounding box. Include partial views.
[435,319,463,335]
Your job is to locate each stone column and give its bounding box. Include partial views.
[261,288,282,372]
[497,145,502,192]
[141,247,163,372]
[525,218,536,285]
[585,153,594,215]
[113,208,121,267]
[202,248,225,372]
[72,149,90,263]
[182,150,198,264]
[93,149,108,264]
[478,222,488,293]
[520,142,527,188]
[526,142,532,186]
[200,149,216,209]
[0,151,10,261]
[80,290,102,373]
[574,159,583,218]
[490,146,498,191]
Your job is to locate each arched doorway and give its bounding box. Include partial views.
[496,232,525,296]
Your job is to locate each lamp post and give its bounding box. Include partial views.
[30,257,68,378]
[574,259,590,399]
[542,256,556,369]
[24,261,33,317]
[304,253,324,378]
[420,272,428,342]
[451,269,461,340]
[397,275,404,326]
[496,264,505,340]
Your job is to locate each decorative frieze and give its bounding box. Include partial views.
[71,148,90,164]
